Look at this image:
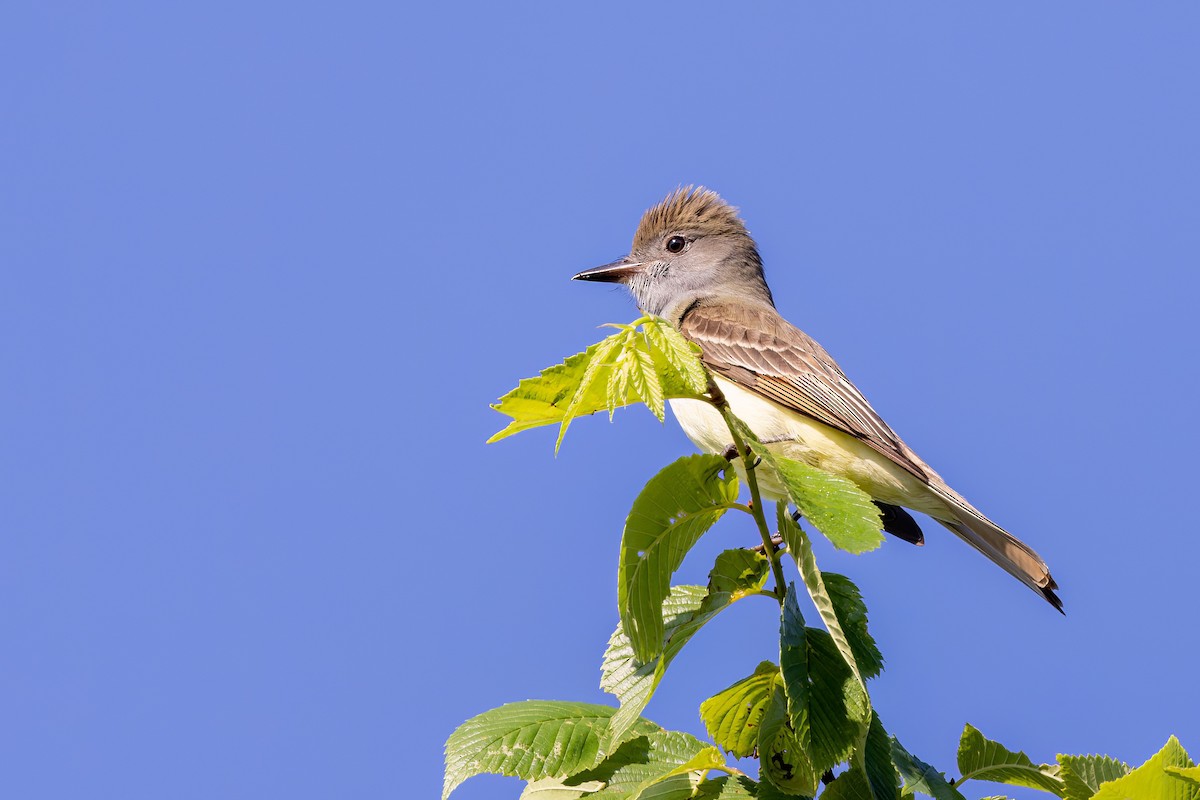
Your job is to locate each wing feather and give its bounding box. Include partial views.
[680,302,928,481]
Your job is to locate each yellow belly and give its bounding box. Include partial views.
[668,377,950,519]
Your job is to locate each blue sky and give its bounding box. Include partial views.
[3,3,1198,799]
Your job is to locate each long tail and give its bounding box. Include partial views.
[929,486,1063,613]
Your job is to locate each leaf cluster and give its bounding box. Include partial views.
[445,317,1193,800]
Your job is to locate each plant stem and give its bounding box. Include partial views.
[707,378,788,604]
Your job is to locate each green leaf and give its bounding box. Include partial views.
[778,582,876,783]
[1091,736,1198,800]
[822,759,906,800]
[822,769,874,800]
[559,335,625,450]
[489,316,709,449]
[628,746,732,800]
[955,724,1065,796]
[625,345,665,424]
[443,701,660,800]
[706,547,773,598]
[776,509,886,779]
[602,586,704,749]
[602,550,771,748]
[642,319,709,395]
[823,573,884,681]
[1057,754,1131,800]
[744,434,883,554]
[569,730,712,800]
[519,777,606,800]
[1168,765,1200,788]
[488,344,600,443]
[804,628,867,772]
[777,506,869,697]
[693,776,761,799]
[752,776,809,800]
[619,454,740,662]
[863,713,901,800]
[700,661,781,759]
[758,681,820,797]
[890,736,966,800]
[779,584,809,742]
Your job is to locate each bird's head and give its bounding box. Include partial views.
[573,186,773,321]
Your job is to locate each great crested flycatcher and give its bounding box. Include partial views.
[573,186,1061,611]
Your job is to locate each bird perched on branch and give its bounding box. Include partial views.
[574,186,1061,611]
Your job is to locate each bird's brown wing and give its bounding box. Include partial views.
[679,301,1062,611]
[679,301,928,481]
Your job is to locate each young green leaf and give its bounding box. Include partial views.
[489,343,606,443]
[559,335,625,450]
[443,701,660,800]
[642,319,709,395]
[1091,736,1197,800]
[1056,754,1131,800]
[890,737,967,800]
[602,550,771,749]
[489,316,709,448]
[699,661,782,759]
[955,724,1065,796]
[624,344,665,423]
[746,439,884,554]
[1167,765,1200,788]
[619,455,740,663]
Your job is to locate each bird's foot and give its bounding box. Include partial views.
[721,442,760,468]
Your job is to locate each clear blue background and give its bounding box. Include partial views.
[3,3,1198,799]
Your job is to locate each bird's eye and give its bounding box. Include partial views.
[665,236,687,254]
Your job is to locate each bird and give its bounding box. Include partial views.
[572,186,1061,611]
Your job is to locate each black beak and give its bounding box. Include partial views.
[571,256,645,284]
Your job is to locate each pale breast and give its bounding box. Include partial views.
[668,377,949,518]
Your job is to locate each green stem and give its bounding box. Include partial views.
[707,379,788,604]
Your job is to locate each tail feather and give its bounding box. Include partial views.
[874,502,925,546]
[929,486,1063,613]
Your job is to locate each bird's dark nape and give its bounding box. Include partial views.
[874,502,924,546]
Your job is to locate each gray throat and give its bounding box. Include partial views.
[631,272,775,325]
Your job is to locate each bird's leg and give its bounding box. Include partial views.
[750,534,785,554]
